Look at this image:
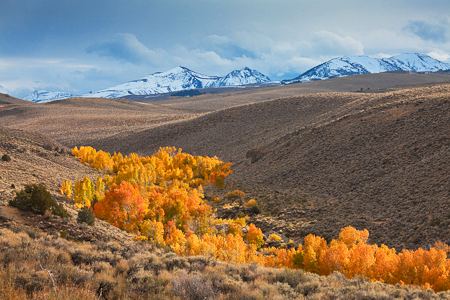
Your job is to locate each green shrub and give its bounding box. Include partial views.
[1,154,11,162]
[9,184,68,217]
[53,202,69,218]
[77,207,95,225]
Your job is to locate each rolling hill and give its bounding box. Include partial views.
[92,83,450,249]
[2,118,446,299]
[1,73,449,250]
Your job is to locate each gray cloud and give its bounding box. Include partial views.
[86,33,162,64]
[203,35,258,59]
[404,20,449,43]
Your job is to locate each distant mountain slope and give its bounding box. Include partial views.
[283,53,450,84]
[83,66,271,99]
[24,90,74,103]
[212,67,271,87]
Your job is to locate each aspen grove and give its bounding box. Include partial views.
[60,146,450,292]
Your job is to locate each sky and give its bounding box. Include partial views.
[0,0,449,97]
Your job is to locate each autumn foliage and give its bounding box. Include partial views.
[62,146,450,292]
[93,181,148,232]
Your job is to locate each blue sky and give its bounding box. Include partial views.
[0,0,449,97]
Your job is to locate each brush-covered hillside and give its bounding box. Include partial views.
[1,127,448,299]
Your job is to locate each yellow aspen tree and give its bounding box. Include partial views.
[74,177,95,208]
[60,180,73,199]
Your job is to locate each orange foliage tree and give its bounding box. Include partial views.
[93,181,148,232]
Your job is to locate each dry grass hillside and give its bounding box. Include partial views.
[93,84,450,250]
[3,211,448,299]
[2,124,447,299]
[0,98,197,146]
[0,93,29,106]
[0,126,100,204]
[2,72,450,147]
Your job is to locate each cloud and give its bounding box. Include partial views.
[404,20,449,43]
[204,35,257,59]
[0,57,101,97]
[86,33,163,64]
[427,50,450,62]
[307,31,365,56]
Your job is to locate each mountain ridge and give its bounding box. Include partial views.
[16,53,450,102]
[283,53,450,84]
[82,66,271,99]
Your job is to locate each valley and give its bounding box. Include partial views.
[1,73,449,298]
[1,74,449,249]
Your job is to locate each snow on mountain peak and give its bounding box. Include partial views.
[213,67,271,87]
[386,53,450,72]
[83,67,271,99]
[283,53,450,84]
[24,90,74,103]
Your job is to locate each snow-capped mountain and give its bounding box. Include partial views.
[283,53,450,84]
[24,90,74,103]
[84,66,271,99]
[387,53,450,72]
[212,67,271,87]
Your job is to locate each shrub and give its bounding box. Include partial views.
[244,199,257,208]
[1,154,11,162]
[211,196,221,203]
[225,189,245,200]
[77,207,95,225]
[246,149,264,163]
[244,199,260,215]
[9,184,68,217]
[53,202,70,218]
[273,269,303,288]
[268,233,283,243]
[172,271,217,300]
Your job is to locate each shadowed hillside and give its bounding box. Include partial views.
[93,84,450,249]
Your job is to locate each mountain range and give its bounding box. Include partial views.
[282,53,450,84]
[16,53,450,102]
[82,66,271,99]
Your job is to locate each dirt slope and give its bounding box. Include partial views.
[0,98,197,147]
[0,126,99,204]
[94,85,450,249]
